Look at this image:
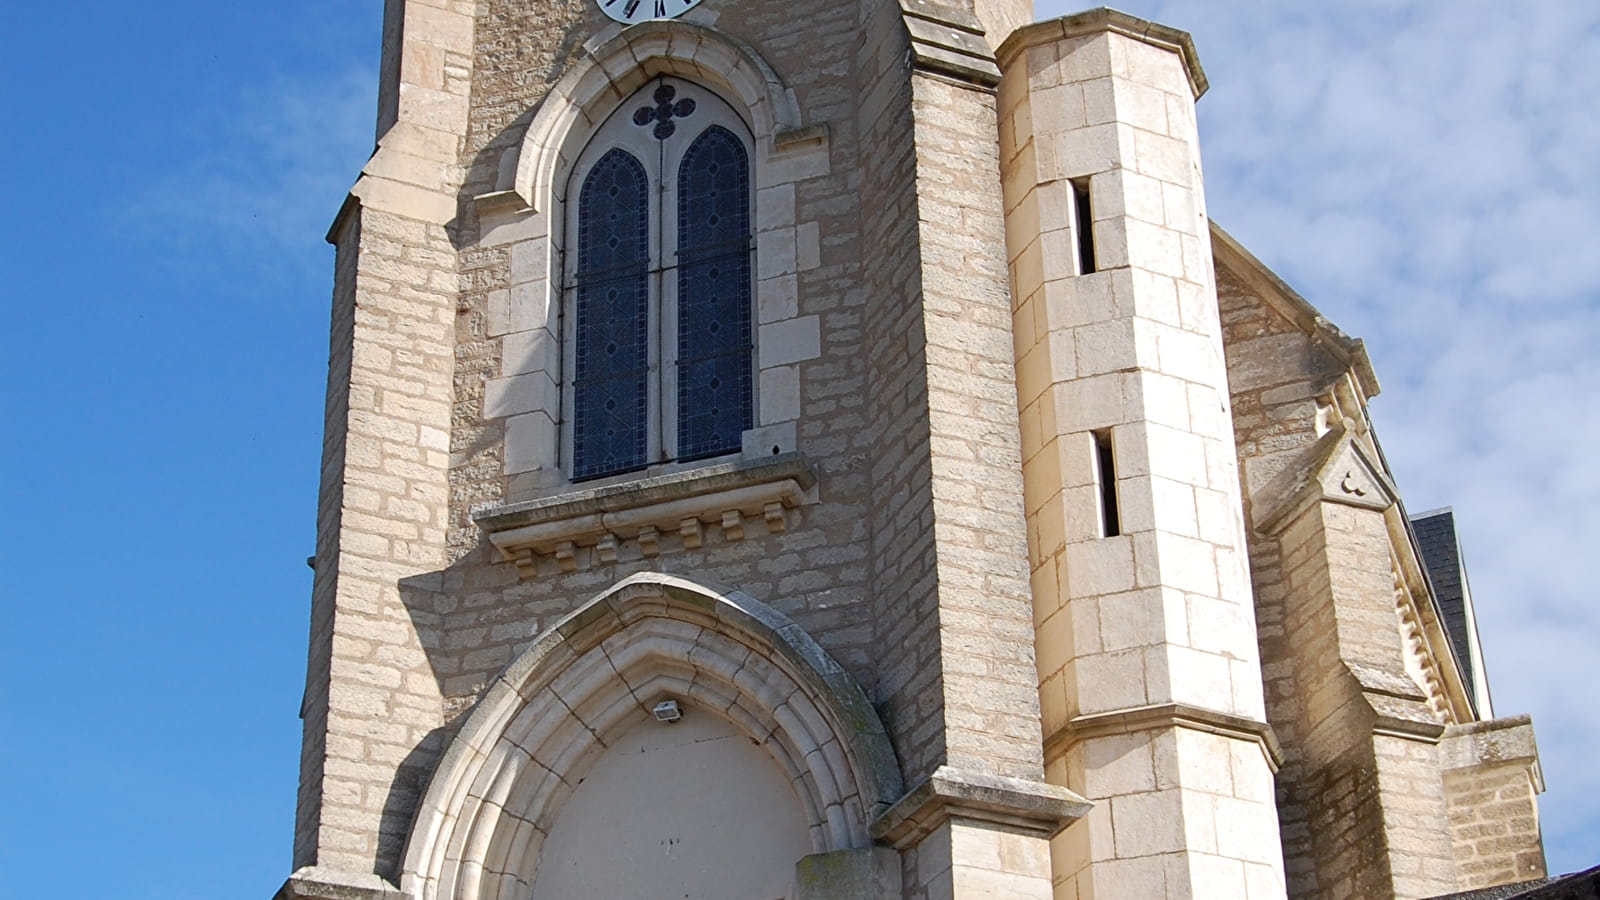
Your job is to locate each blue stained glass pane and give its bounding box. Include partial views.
[676,125,753,460]
[574,149,650,480]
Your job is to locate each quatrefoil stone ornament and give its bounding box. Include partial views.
[633,84,697,140]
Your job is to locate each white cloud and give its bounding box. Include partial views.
[122,66,375,285]
[1036,0,1600,874]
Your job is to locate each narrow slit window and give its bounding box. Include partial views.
[1094,429,1120,537]
[1072,178,1097,275]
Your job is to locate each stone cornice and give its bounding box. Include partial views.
[1440,715,1544,791]
[870,766,1092,849]
[272,869,403,900]
[997,7,1208,99]
[1046,703,1285,772]
[472,453,819,577]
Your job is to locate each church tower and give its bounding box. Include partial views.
[275,2,1545,898]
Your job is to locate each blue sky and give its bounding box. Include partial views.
[1,2,1593,897]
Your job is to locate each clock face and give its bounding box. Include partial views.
[598,0,704,25]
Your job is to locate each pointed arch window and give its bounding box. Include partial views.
[566,81,755,482]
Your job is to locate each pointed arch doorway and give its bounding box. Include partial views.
[399,573,903,900]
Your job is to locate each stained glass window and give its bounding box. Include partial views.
[572,148,651,481]
[675,125,753,460]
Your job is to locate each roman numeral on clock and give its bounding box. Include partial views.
[597,0,700,24]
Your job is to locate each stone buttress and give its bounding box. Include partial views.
[997,11,1288,900]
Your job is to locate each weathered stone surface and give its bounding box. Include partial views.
[279,2,1547,898]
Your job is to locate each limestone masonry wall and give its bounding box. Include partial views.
[282,3,1549,898]
[305,207,457,877]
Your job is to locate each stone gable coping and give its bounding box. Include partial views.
[1352,661,1451,743]
[996,7,1209,99]
[869,766,1092,849]
[1046,702,1286,773]
[1250,424,1399,537]
[1212,222,1380,399]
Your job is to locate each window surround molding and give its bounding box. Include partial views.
[476,20,832,507]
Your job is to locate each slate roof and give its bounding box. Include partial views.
[1410,507,1480,709]
[1430,865,1600,899]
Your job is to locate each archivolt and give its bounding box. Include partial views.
[508,19,803,213]
[399,572,902,900]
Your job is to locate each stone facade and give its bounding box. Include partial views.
[273,3,1548,899]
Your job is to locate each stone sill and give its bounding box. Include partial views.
[472,452,818,577]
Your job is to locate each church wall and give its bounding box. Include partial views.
[282,4,1553,899]
[298,5,1064,890]
[440,0,884,715]
[1272,500,1459,899]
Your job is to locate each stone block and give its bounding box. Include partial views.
[1110,789,1184,857]
[1074,318,1138,376]
[756,225,798,279]
[757,274,799,324]
[1052,122,1124,180]
[759,365,802,424]
[483,372,557,420]
[756,183,796,233]
[758,315,821,368]
[1112,78,1171,136]
[1031,83,1089,135]
[509,238,549,285]
[1080,732,1157,798]
[500,328,555,378]
[1124,221,1186,279]
[1050,373,1127,433]
[1098,588,1166,651]
[486,289,511,337]
[507,280,552,334]
[797,222,821,270]
[503,412,555,475]
[1131,127,1191,186]
[1064,536,1136,597]
[1074,649,1147,714]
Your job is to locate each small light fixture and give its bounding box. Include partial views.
[652,699,683,724]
